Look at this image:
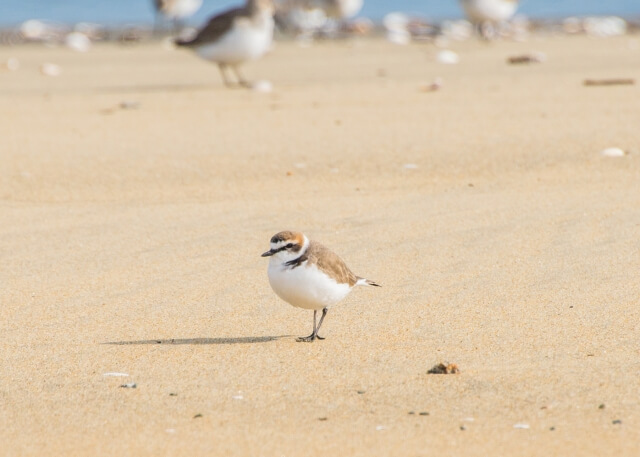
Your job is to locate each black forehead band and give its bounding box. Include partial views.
[271,234,288,243]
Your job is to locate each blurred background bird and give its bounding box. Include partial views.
[153,0,203,33]
[274,0,364,39]
[459,0,519,38]
[174,0,274,88]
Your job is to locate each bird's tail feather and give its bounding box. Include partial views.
[174,37,192,47]
[356,277,381,287]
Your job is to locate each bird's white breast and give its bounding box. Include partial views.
[195,13,274,64]
[267,259,352,310]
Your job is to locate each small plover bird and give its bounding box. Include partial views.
[262,231,380,342]
[175,0,274,88]
[459,0,518,38]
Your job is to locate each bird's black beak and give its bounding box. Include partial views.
[261,249,275,257]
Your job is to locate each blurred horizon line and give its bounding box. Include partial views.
[0,0,640,28]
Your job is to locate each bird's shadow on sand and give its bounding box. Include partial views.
[104,336,290,345]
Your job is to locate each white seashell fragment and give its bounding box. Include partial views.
[403,163,418,169]
[437,50,459,64]
[514,423,530,429]
[20,19,47,40]
[252,79,273,93]
[232,395,244,400]
[5,58,20,71]
[601,147,626,157]
[103,372,129,377]
[65,32,91,52]
[40,63,62,77]
[375,425,386,431]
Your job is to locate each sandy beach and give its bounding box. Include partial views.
[1,34,639,456]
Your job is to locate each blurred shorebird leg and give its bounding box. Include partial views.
[479,21,496,40]
[314,307,328,340]
[153,12,163,36]
[232,65,252,88]
[173,18,186,34]
[218,63,234,87]
[297,310,319,342]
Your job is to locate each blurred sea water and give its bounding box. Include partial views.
[0,0,639,27]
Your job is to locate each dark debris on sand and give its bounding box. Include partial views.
[427,363,460,374]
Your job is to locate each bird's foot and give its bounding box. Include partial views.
[296,334,317,342]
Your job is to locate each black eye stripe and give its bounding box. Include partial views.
[271,243,297,254]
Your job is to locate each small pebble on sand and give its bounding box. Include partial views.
[507,52,546,64]
[427,363,460,374]
[421,77,443,92]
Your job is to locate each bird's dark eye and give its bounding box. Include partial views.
[286,243,294,249]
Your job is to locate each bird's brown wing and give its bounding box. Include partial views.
[307,241,358,287]
[175,7,245,46]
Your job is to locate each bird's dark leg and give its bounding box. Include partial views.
[314,307,328,340]
[218,64,233,87]
[296,310,318,342]
[173,18,185,35]
[232,65,252,88]
[479,21,495,40]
